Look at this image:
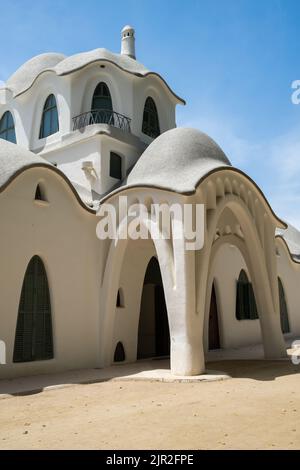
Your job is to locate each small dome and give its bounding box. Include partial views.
[127,127,231,193]
[55,48,146,76]
[122,25,134,33]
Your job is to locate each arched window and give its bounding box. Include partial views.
[142,97,160,138]
[39,94,59,139]
[116,288,124,308]
[92,82,113,111]
[114,342,126,362]
[0,111,16,143]
[34,184,47,202]
[236,270,259,320]
[278,278,290,334]
[91,82,114,126]
[35,185,43,201]
[13,256,53,362]
[110,152,122,179]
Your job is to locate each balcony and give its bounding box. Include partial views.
[72,109,131,133]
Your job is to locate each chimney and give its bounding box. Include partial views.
[121,25,136,60]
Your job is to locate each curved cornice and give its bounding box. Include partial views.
[0,160,288,228]
[3,58,186,105]
[101,166,287,229]
[275,235,300,265]
[0,163,96,214]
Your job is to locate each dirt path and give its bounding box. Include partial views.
[0,360,300,450]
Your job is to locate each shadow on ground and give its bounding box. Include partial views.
[208,359,300,381]
[1,356,300,397]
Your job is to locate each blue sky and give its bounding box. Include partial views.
[1,0,300,227]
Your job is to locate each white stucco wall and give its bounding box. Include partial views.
[276,239,300,338]
[207,243,262,350]
[0,167,298,379]
[0,167,100,379]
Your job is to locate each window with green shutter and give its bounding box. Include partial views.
[13,256,53,363]
[142,97,160,138]
[110,152,122,179]
[236,270,259,320]
[39,94,59,139]
[92,82,113,111]
[0,111,17,144]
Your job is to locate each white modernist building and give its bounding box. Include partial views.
[0,26,299,379]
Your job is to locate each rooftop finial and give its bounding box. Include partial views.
[121,25,136,60]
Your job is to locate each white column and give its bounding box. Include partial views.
[166,229,204,376]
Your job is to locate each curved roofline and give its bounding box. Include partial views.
[8,58,185,104]
[275,235,300,265]
[0,163,96,214]
[100,166,287,229]
[0,158,287,231]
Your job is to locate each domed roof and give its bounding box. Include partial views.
[54,48,147,77]
[4,53,66,96]
[126,127,231,193]
[122,25,134,32]
[1,48,185,103]
[0,140,52,189]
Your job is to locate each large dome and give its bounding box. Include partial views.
[4,53,66,96]
[127,127,231,193]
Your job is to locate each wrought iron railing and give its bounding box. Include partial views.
[72,109,131,132]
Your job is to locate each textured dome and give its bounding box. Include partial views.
[55,48,147,77]
[127,127,231,193]
[2,48,184,103]
[122,25,134,32]
[0,139,52,189]
[5,53,66,96]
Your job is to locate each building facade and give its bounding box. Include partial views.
[0,26,299,379]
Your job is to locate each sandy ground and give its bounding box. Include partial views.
[1,359,300,450]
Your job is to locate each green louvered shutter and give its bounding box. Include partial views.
[236,270,248,320]
[236,270,259,320]
[13,256,53,362]
[34,258,53,360]
[249,283,259,320]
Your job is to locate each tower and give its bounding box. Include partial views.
[0,25,183,204]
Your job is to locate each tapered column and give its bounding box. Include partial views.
[166,228,205,376]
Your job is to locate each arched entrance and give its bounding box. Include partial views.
[208,283,220,350]
[137,257,170,359]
